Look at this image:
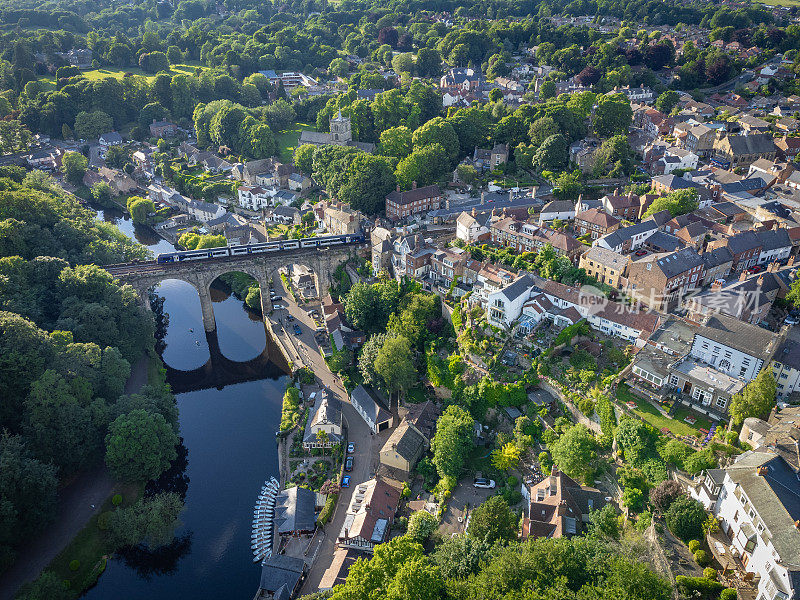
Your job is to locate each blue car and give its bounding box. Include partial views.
[341,475,351,488]
[293,324,302,335]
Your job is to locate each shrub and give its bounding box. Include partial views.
[688,539,701,553]
[650,480,683,513]
[69,560,80,572]
[317,493,337,526]
[97,511,111,531]
[703,567,717,580]
[665,496,707,541]
[112,494,123,506]
[675,576,724,597]
[720,589,738,600]
[694,549,709,566]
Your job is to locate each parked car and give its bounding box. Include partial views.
[347,442,355,453]
[345,456,353,472]
[473,478,496,489]
[341,475,351,487]
[271,295,283,303]
[293,324,302,335]
[785,315,799,326]
[747,265,762,274]
[286,314,295,322]
[634,250,647,256]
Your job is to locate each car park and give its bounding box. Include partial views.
[473,478,496,489]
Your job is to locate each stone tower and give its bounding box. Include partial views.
[329,110,352,145]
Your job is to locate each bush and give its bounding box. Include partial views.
[688,539,701,553]
[69,560,80,571]
[703,567,717,580]
[665,496,707,541]
[720,589,738,600]
[112,494,123,506]
[317,493,337,526]
[694,549,709,566]
[97,511,111,531]
[675,576,724,597]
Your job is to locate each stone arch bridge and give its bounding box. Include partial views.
[105,245,363,332]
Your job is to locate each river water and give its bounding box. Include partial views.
[86,206,287,599]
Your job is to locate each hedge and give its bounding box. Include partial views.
[317,493,338,526]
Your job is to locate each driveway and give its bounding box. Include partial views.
[438,478,496,538]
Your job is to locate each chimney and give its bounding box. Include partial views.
[757,275,764,287]
[509,189,513,202]
[789,255,796,267]
[739,270,748,282]
[481,191,486,205]
[711,279,723,291]
[412,181,417,189]
[396,184,400,192]
[472,207,476,216]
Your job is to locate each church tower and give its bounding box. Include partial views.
[329,110,352,145]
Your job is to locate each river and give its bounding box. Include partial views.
[86,206,288,599]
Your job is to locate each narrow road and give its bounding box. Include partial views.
[0,356,151,600]
[266,276,379,594]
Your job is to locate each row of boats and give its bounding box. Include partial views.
[251,476,279,564]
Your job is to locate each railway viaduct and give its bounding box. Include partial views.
[105,244,363,332]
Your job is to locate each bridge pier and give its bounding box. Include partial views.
[197,286,217,333]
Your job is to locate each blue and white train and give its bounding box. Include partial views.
[156,233,366,264]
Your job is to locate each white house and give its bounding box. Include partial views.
[771,339,800,399]
[349,385,392,434]
[756,228,792,266]
[538,200,576,224]
[455,211,489,244]
[302,391,342,449]
[99,131,123,151]
[690,452,800,600]
[237,185,271,210]
[487,275,537,328]
[659,147,699,174]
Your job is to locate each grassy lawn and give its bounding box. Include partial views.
[754,0,800,6]
[274,122,315,163]
[617,384,705,437]
[406,385,427,404]
[39,63,211,88]
[38,482,141,597]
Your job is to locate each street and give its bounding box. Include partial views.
[267,275,384,593]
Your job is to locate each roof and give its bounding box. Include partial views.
[99,131,122,144]
[273,486,317,535]
[380,421,426,466]
[646,231,684,253]
[258,554,305,594]
[720,133,776,156]
[541,200,575,214]
[650,247,703,278]
[576,207,620,229]
[582,246,627,270]
[726,452,800,572]
[496,274,535,303]
[350,385,391,426]
[303,392,343,445]
[695,313,781,361]
[386,185,441,206]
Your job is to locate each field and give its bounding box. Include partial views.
[616,384,709,437]
[754,0,800,6]
[274,122,316,163]
[39,63,212,90]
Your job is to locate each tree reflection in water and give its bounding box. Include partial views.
[117,532,193,580]
[146,439,190,502]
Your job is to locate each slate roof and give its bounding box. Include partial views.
[646,231,685,252]
[350,385,391,427]
[696,313,781,360]
[381,421,426,466]
[723,133,776,156]
[258,555,305,598]
[386,185,441,206]
[654,247,703,278]
[273,486,317,535]
[702,246,734,268]
[497,274,536,303]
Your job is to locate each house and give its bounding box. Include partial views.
[131,148,155,177]
[574,207,620,240]
[98,131,123,152]
[337,477,402,553]
[322,202,360,235]
[595,219,659,254]
[237,185,271,210]
[578,246,627,289]
[491,217,583,262]
[569,138,600,173]
[272,486,317,536]
[288,172,311,192]
[350,385,392,434]
[385,184,442,221]
[599,191,640,220]
[63,48,93,69]
[267,205,301,225]
[681,123,716,158]
[691,452,800,600]
[656,147,699,175]
[255,555,307,600]
[439,67,482,93]
[625,247,704,311]
[698,246,734,287]
[737,406,800,467]
[711,133,777,170]
[318,548,363,590]
[379,420,427,473]
[455,210,490,244]
[538,200,576,224]
[520,467,607,539]
[149,120,177,138]
[706,231,763,272]
[771,340,800,400]
[302,391,342,449]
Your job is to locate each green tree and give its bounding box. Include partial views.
[492,442,520,472]
[407,510,438,542]
[374,335,416,402]
[412,117,459,164]
[61,151,88,185]
[16,572,71,600]
[432,535,490,579]
[344,280,400,334]
[528,116,560,145]
[539,79,557,100]
[380,125,414,159]
[392,52,416,76]
[592,93,633,138]
[329,57,349,78]
[74,110,113,140]
[532,134,569,171]
[0,120,33,154]
[431,404,474,482]
[643,188,699,218]
[106,492,183,549]
[90,182,113,207]
[338,153,397,214]
[665,496,707,542]
[730,369,777,426]
[548,424,597,482]
[467,496,518,544]
[655,90,680,113]
[105,409,178,483]
[293,144,316,175]
[395,142,449,189]
[416,48,442,78]
[588,503,620,539]
[126,196,156,224]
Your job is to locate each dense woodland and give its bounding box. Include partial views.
[0,166,179,577]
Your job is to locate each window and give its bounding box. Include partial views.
[740,366,748,377]
[715,396,727,409]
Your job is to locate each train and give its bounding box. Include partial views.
[156,233,366,264]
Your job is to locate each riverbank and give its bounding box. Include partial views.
[5,353,164,600]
